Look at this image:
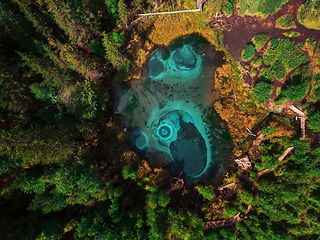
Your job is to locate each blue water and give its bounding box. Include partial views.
[115,37,232,181]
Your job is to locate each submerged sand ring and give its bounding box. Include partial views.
[148,109,208,178]
[157,124,173,139]
[151,111,180,148]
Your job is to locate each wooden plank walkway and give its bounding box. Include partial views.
[289,105,304,116]
[289,105,306,140]
[301,116,306,140]
[137,0,205,16]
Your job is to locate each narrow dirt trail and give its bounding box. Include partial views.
[210,0,320,61]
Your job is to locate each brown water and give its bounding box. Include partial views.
[211,0,320,61]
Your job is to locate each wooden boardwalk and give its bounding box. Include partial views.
[137,0,206,16]
[301,116,306,140]
[289,105,306,140]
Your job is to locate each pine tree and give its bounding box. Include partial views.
[0,123,75,166]
[12,0,53,39]
[39,0,99,48]
[118,0,129,27]
[0,1,35,48]
[102,31,129,70]
[18,51,74,90]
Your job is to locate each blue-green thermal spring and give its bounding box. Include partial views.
[114,36,232,183]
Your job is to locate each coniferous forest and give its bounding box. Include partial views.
[1,0,320,239]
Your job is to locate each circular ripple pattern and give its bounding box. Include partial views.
[157,124,172,140]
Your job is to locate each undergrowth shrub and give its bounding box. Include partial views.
[252,33,270,50]
[263,38,308,72]
[242,43,256,61]
[271,60,286,80]
[275,15,296,29]
[254,80,273,103]
[277,65,311,101]
[307,107,320,132]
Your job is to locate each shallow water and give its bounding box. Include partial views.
[115,35,232,183]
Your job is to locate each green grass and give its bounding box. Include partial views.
[263,38,308,72]
[238,0,289,18]
[282,31,300,37]
[275,15,296,29]
[252,33,270,50]
[241,43,256,61]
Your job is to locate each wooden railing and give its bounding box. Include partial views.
[136,0,206,16]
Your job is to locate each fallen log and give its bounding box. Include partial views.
[204,205,253,229]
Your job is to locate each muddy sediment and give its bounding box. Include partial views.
[210,0,320,61]
[209,0,320,88]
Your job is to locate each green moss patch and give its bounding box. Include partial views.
[238,0,289,18]
[270,60,286,80]
[252,33,270,50]
[277,65,311,102]
[297,0,320,30]
[251,57,263,67]
[251,68,258,77]
[275,15,296,29]
[254,81,273,103]
[282,31,300,37]
[263,38,308,72]
[241,43,256,61]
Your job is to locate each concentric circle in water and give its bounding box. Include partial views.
[157,124,172,139]
[148,59,164,77]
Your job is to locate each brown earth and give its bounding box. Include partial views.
[209,0,320,87]
[211,0,320,61]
